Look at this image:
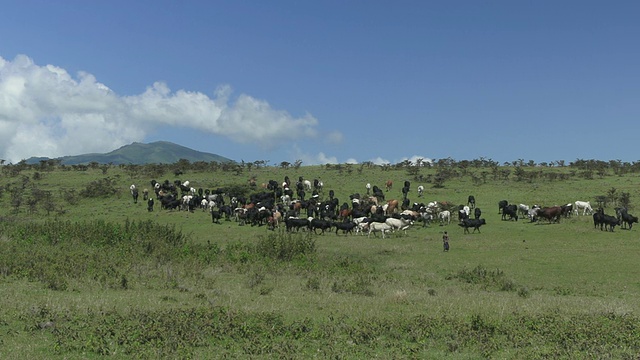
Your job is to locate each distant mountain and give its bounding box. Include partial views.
[25,141,234,165]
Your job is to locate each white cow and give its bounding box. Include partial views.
[303,180,312,191]
[368,222,393,238]
[417,185,424,197]
[438,210,451,225]
[574,201,593,215]
[366,183,371,195]
[518,204,530,216]
[385,217,413,235]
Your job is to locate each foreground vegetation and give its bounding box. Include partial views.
[1,158,639,358]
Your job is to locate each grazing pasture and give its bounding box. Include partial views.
[1,161,640,358]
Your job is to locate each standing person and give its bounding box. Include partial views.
[442,231,450,252]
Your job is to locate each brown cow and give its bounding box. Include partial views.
[534,206,563,223]
[385,180,393,192]
[292,201,302,216]
[385,199,399,215]
[267,210,282,230]
[339,208,352,221]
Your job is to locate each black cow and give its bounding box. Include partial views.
[621,212,639,230]
[285,218,308,232]
[219,205,233,221]
[593,208,605,230]
[147,198,154,212]
[297,189,306,201]
[502,204,518,221]
[498,200,508,214]
[459,218,486,234]
[211,210,222,224]
[602,215,620,232]
[560,203,573,218]
[132,188,139,204]
[402,186,410,200]
[401,198,410,211]
[372,186,385,202]
[333,221,357,235]
[468,195,476,209]
[474,207,482,219]
[308,218,332,234]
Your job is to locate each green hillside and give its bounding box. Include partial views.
[25,141,234,165]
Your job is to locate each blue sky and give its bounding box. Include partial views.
[1,1,639,165]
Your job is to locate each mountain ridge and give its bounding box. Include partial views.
[24,141,234,165]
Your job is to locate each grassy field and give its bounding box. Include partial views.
[1,161,639,358]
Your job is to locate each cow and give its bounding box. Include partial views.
[419,212,434,227]
[417,185,424,197]
[458,208,469,222]
[219,205,234,221]
[401,185,410,200]
[401,198,411,211]
[498,200,508,214]
[147,198,154,212]
[385,217,413,235]
[211,210,222,224]
[621,212,638,230]
[302,180,312,191]
[574,201,593,216]
[267,210,282,230]
[372,185,385,202]
[593,208,605,230]
[518,204,530,217]
[467,195,476,209]
[459,218,486,234]
[527,205,541,222]
[365,183,371,195]
[385,180,393,192]
[385,199,399,215]
[368,222,393,238]
[502,204,518,221]
[308,218,332,234]
[602,214,620,232]
[333,221,357,235]
[285,217,309,232]
[535,206,563,223]
[130,185,139,204]
[560,203,573,218]
[438,210,451,225]
[474,207,482,219]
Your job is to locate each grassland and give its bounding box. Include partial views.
[1,161,639,359]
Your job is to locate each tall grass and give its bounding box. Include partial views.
[1,162,640,358]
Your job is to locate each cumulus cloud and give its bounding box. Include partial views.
[0,55,318,162]
[316,152,338,164]
[289,144,340,165]
[369,157,391,165]
[401,155,433,166]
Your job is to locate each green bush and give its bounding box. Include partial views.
[255,231,316,261]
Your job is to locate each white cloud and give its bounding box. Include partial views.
[316,152,338,164]
[0,55,319,162]
[400,155,433,166]
[345,158,358,164]
[369,157,390,165]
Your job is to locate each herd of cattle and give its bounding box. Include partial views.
[497,199,638,232]
[128,176,637,237]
